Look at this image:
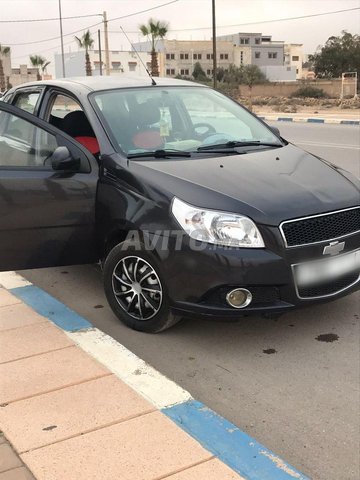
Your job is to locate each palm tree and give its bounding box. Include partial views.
[139,18,168,77]
[29,55,47,80]
[0,44,10,92]
[75,30,94,76]
[41,60,51,78]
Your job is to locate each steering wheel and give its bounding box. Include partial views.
[193,122,217,140]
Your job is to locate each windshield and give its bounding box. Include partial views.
[91,86,281,156]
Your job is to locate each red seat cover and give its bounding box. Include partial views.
[74,136,100,155]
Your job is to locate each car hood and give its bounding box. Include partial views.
[131,144,360,226]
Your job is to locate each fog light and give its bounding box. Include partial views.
[226,288,252,308]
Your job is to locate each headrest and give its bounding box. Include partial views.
[61,110,95,137]
[133,100,161,127]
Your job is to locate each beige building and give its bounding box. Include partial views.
[157,40,234,78]
[9,65,38,87]
[284,44,304,79]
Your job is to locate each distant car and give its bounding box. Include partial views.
[0,77,359,332]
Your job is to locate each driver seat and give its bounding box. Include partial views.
[61,111,100,155]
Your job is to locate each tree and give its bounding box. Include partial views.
[0,44,10,92]
[29,55,48,80]
[75,30,94,76]
[41,60,51,77]
[192,62,207,81]
[241,65,267,111]
[309,31,360,78]
[139,18,168,77]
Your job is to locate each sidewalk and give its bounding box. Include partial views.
[0,272,309,480]
[0,285,240,480]
[255,110,360,125]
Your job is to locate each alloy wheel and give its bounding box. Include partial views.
[112,256,163,320]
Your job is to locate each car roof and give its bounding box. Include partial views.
[12,76,208,94]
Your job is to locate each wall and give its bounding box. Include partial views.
[9,65,38,87]
[260,65,296,82]
[239,79,343,98]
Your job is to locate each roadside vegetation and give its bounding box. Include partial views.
[139,18,168,77]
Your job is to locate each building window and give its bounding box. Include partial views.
[180,53,189,60]
[128,62,137,71]
[193,53,202,60]
[166,68,175,76]
[206,69,213,76]
[296,68,299,74]
[255,38,261,45]
[220,53,229,60]
[255,52,260,59]
[268,52,278,59]
[112,51,119,54]
[240,51,244,64]
[180,68,189,75]
[112,62,121,69]
[166,53,175,60]
[292,55,299,61]
[206,53,214,60]
[240,38,249,45]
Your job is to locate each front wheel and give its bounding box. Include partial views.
[103,240,181,333]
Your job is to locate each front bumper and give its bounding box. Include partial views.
[150,229,360,320]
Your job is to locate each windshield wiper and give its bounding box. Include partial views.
[127,149,191,159]
[197,141,282,152]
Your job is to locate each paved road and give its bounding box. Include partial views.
[21,123,360,480]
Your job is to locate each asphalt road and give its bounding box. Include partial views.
[20,123,360,480]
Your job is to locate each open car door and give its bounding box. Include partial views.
[0,101,99,271]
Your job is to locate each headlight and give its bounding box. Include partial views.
[171,197,264,248]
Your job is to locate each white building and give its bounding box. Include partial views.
[54,50,152,78]
[284,44,304,80]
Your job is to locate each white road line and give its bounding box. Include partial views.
[67,328,192,409]
[0,271,32,289]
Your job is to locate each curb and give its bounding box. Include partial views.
[1,271,310,480]
[258,115,360,125]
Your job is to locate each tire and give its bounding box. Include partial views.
[103,239,181,333]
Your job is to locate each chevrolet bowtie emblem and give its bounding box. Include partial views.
[323,241,345,256]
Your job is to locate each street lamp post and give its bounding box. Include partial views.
[58,0,66,77]
[212,0,217,89]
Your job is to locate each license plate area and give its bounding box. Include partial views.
[293,249,360,288]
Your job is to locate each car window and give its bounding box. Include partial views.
[49,94,82,120]
[13,91,41,114]
[0,110,58,168]
[91,86,281,156]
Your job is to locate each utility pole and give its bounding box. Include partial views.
[58,0,66,77]
[98,29,103,75]
[212,0,217,89]
[103,11,110,76]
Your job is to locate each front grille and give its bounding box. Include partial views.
[281,207,360,247]
[297,272,359,298]
[200,286,280,307]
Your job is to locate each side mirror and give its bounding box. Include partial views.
[269,125,280,137]
[51,146,80,171]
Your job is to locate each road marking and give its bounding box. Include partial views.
[0,271,31,289]
[66,328,192,409]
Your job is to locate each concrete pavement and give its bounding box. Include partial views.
[0,283,244,480]
[0,274,311,480]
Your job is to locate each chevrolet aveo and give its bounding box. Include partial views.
[0,77,359,332]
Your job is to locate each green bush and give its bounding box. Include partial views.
[290,86,328,98]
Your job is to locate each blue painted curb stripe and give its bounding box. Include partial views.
[11,285,92,331]
[9,284,309,480]
[277,117,293,122]
[306,118,324,123]
[163,400,310,480]
[340,120,360,125]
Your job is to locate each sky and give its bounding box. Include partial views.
[1,0,359,75]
